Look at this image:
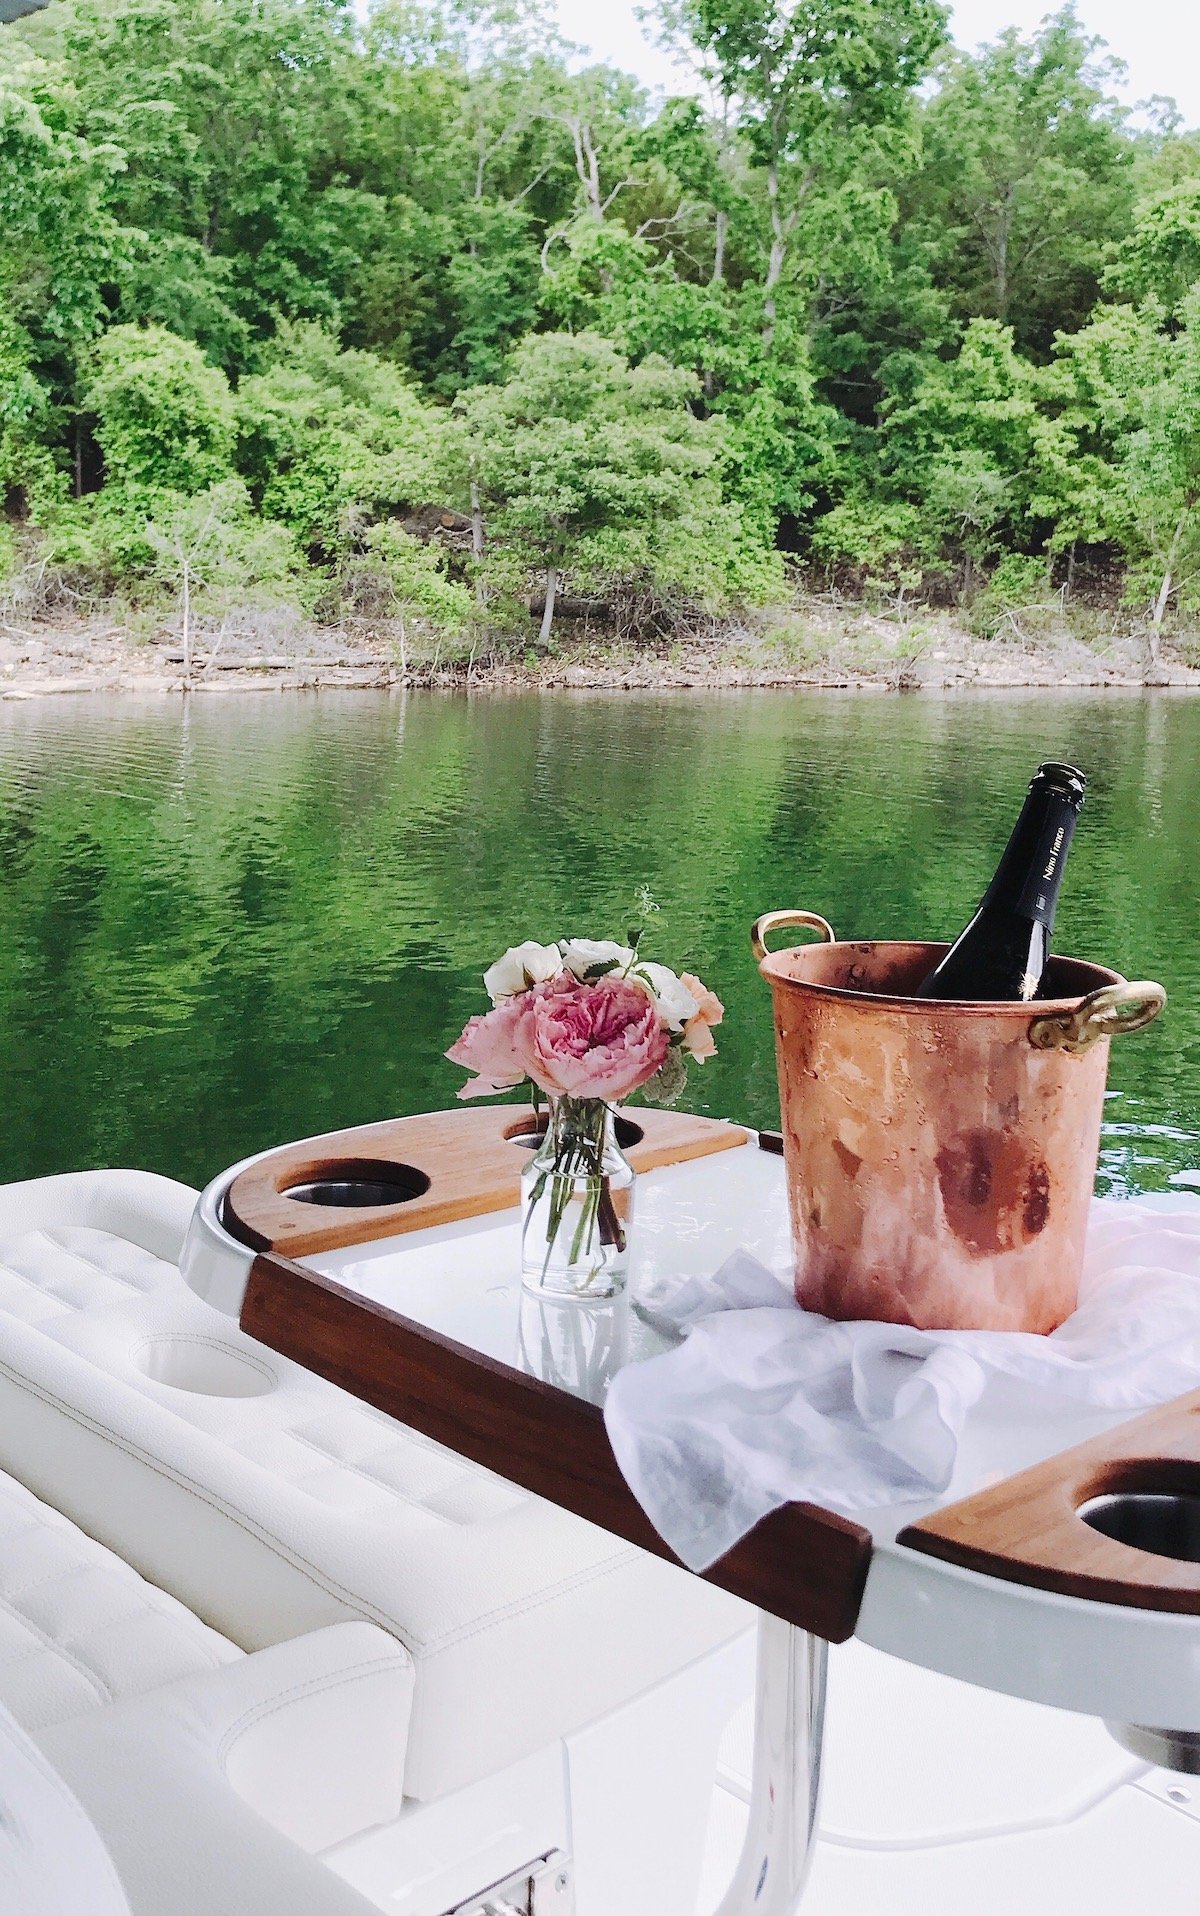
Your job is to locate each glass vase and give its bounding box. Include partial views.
[520,1096,636,1300]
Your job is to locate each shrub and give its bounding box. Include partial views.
[84,326,235,494]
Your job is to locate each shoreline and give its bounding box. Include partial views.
[1,615,1198,698]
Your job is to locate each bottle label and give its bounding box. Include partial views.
[1014,799,1079,928]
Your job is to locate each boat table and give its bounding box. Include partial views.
[181,1106,1200,1916]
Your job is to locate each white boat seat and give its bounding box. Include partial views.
[1,1620,411,1916]
[42,1623,412,1908]
[0,1170,749,1800]
[0,1466,409,1914]
[0,1465,240,1734]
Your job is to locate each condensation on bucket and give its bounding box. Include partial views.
[760,941,1118,1333]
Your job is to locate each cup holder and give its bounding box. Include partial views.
[135,1336,276,1399]
[1107,1721,1200,1774]
[281,1158,431,1208]
[505,1116,644,1152]
[1078,1491,1200,1564]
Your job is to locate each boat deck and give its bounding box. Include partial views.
[700,1639,1198,1914]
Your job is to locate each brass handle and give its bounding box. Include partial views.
[751,910,836,962]
[1029,980,1166,1056]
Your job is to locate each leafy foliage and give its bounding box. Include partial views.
[234,323,443,552]
[86,324,235,493]
[2,0,1200,653]
[456,330,780,637]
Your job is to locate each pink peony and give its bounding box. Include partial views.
[679,973,724,1062]
[515,972,669,1102]
[445,991,531,1099]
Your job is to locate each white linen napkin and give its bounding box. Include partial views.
[603,1195,1200,1572]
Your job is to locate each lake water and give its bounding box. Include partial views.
[0,688,1195,1198]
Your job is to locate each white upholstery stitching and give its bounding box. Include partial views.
[0,1353,642,1657]
[0,1596,114,1707]
[34,1230,169,1293]
[277,1428,475,1512]
[215,1654,410,1773]
[1,1559,104,1606]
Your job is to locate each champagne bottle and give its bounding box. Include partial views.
[916,762,1087,1002]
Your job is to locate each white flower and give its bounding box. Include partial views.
[631,961,701,1033]
[557,937,636,980]
[483,940,562,1003]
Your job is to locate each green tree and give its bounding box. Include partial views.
[0,51,130,497]
[45,0,373,360]
[457,330,778,644]
[351,3,581,384]
[1114,296,1200,659]
[352,522,474,674]
[234,323,444,553]
[652,0,946,345]
[85,324,235,494]
[906,9,1134,352]
[0,54,127,366]
[1108,185,1200,319]
[0,311,59,514]
[882,318,1051,576]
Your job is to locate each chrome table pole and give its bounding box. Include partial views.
[713,1614,828,1916]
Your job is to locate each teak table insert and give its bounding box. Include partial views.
[225,1103,750,1258]
[899,1387,1200,1613]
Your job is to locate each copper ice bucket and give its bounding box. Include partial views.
[753,911,1166,1333]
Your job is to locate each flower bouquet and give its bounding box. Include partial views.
[447,936,724,1300]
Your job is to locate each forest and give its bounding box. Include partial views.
[2,0,1200,669]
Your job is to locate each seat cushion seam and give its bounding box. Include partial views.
[407,1550,643,1659]
[278,1428,459,1508]
[31,1228,166,1292]
[0,1595,114,1705]
[46,1613,227,1669]
[1,1559,110,1606]
[215,1654,410,1771]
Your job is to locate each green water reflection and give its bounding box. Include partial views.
[0,688,1194,1197]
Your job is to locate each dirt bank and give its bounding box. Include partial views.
[0,609,1196,696]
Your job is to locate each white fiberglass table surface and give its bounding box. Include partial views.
[181,1124,1200,1916]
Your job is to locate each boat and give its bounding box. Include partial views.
[2,1105,1199,1915]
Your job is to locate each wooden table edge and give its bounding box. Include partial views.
[240,1248,873,1643]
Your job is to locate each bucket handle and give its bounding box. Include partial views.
[1029,980,1167,1055]
[751,910,836,961]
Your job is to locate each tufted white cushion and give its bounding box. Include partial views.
[0,1467,409,1916]
[0,1223,174,1328]
[0,1171,750,1800]
[0,1467,240,1734]
[39,1627,409,1916]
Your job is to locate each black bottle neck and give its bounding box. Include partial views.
[980,781,1082,932]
